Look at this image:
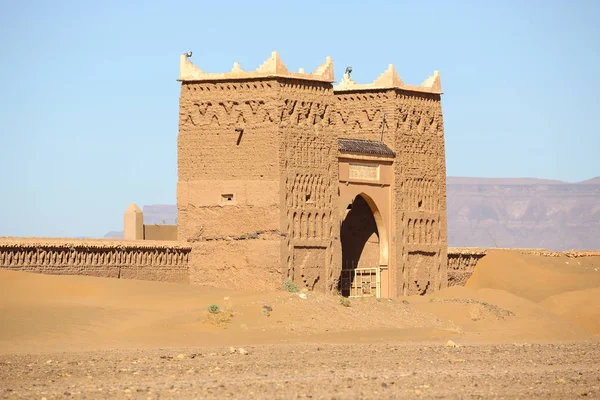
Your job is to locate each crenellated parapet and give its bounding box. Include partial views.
[334,64,442,94]
[178,51,334,83]
[0,238,192,283]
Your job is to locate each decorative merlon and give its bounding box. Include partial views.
[334,64,442,94]
[420,70,442,93]
[373,64,404,87]
[178,51,334,83]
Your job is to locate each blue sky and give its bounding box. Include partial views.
[0,0,598,237]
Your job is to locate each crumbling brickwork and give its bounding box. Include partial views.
[177,52,447,296]
[447,248,487,287]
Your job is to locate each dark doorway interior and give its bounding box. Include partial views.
[339,195,380,296]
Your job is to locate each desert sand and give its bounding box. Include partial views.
[1,250,599,398]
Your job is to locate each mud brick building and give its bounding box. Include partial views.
[176,51,447,297]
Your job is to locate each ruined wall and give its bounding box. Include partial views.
[0,238,191,283]
[447,248,487,287]
[445,248,600,288]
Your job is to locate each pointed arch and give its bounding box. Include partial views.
[341,192,389,266]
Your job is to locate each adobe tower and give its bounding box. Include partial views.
[177,51,447,297]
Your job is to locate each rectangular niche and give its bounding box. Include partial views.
[220,193,235,205]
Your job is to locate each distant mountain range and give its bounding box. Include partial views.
[106,177,600,250]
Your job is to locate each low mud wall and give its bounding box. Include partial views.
[515,249,600,257]
[0,238,191,283]
[144,224,178,241]
[447,248,487,287]
[447,247,600,287]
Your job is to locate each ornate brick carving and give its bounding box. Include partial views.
[177,52,447,297]
[0,239,191,283]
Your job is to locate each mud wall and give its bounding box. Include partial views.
[0,238,191,283]
[176,54,447,296]
[279,79,338,292]
[394,91,447,296]
[144,225,178,241]
[446,248,600,287]
[447,248,487,287]
[177,79,285,291]
[332,89,447,296]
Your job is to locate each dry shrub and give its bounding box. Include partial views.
[207,310,234,328]
[283,280,299,293]
[339,297,351,307]
[206,303,234,328]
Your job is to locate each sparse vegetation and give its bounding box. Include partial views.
[402,299,410,305]
[283,280,299,293]
[339,297,351,307]
[207,309,234,328]
[206,303,233,328]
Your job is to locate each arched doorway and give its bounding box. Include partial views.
[341,194,380,270]
[338,193,384,297]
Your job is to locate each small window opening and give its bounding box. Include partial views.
[305,194,311,202]
[418,200,423,209]
[222,194,234,202]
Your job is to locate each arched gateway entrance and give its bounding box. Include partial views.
[341,194,380,271]
[337,138,395,298]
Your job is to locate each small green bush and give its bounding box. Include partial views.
[283,280,299,293]
[208,303,220,314]
[339,297,351,307]
[402,299,410,305]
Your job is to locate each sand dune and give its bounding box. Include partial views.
[0,250,599,355]
[466,250,600,301]
[1,250,600,399]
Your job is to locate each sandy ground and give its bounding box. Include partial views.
[1,250,599,398]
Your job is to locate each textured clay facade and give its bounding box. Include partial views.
[0,238,191,283]
[177,51,448,297]
[447,248,487,287]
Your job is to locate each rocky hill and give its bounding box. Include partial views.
[107,178,600,250]
[447,177,600,250]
